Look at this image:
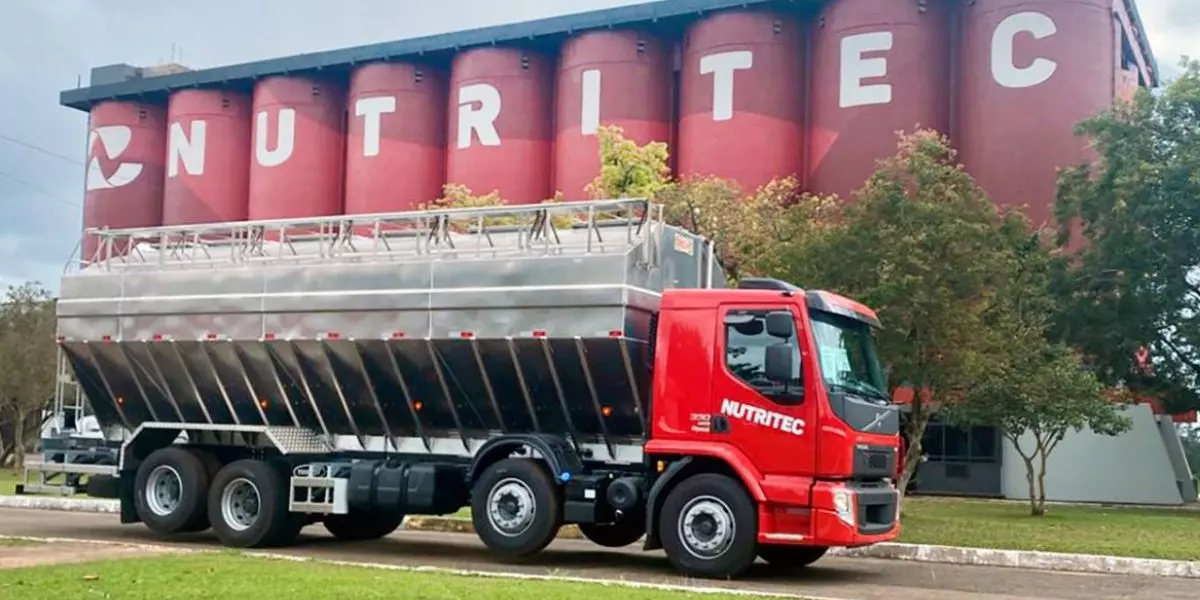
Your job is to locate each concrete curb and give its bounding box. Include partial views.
[3,496,1197,580]
[0,495,119,513]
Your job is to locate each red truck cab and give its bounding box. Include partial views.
[644,278,900,571]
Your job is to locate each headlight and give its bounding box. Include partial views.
[833,488,856,527]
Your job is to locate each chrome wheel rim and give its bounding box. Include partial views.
[678,495,736,560]
[220,477,261,532]
[144,465,183,517]
[487,477,536,537]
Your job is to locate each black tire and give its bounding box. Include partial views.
[85,474,120,499]
[578,520,645,548]
[207,459,296,548]
[758,545,828,571]
[658,473,758,579]
[132,446,212,535]
[471,458,563,558]
[324,511,405,541]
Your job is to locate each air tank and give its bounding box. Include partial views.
[345,62,447,215]
[82,101,166,260]
[958,0,1114,228]
[248,76,346,220]
[447,47,553,204]
[162,89,252,225]
[808,0,951,200]
[677,9,805,194]
[554,30,672,200]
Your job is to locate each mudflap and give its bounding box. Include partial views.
[118,468,140,524]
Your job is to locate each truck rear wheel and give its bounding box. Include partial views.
[471,458,563,558]
[207,459,300,548]
[758,545,828,571]
[323,511,405,541]
[658,473,758,579]
[133,446,212,535]
[578,520,645,548]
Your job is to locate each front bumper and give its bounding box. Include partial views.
[757,479,900,547]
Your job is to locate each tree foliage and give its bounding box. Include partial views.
[586,125,831,283]
[1053,58,1200,413]
[775,130,1037,493]
[0,282,57,471]
[940,229,1132,515]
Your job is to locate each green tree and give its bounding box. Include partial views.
[778,130,1031,494]
[942,230,1133,515]
[585,125,672,201]
[587,125,826,283]
[0,282,57,472]
[1053,58,1200,413]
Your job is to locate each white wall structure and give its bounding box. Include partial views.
[1000,404,1195,505]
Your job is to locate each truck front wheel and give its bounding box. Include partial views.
[659,473,758,579]
[471,458,563,558]
[207,459,302,548]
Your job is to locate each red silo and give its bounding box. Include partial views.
[554,30,672,200]
[677,9,805,194]
[345,62,447,215]
[958,0,1114,228]
[82,101,166,261]
[447,47,553,204]
[809,0,951,200]
[163,89,252,225]
[248,76,346,220]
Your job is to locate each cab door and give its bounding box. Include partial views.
[711,303,818,477]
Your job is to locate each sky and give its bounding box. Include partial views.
[0,0,1195,294]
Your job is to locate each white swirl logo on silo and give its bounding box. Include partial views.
[85,125,144,190]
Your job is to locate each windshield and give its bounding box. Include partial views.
[808,309,889,401]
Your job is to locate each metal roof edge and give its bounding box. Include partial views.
[1123,0,1161,87]
[58,0,796,111]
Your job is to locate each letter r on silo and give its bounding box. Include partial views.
[700,51,753,122]
[457,83,502,148]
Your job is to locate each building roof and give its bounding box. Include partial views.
[58,0,1161,112]
[58,0,792,111]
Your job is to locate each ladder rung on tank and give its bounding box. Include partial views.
[77,198,664,272]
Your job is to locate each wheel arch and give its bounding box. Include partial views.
[466,434,584,486]
[642,445,765,551]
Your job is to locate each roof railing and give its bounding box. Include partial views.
[73,198,665,273]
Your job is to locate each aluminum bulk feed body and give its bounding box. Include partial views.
[55,198,722,464]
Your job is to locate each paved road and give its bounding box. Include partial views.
[0,508,1190,600]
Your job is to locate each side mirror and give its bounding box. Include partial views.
[764,343,794,382]
[765,311,793,339]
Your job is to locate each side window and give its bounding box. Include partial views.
[723,308,803,403]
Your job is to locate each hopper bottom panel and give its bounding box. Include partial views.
[61,337,651,451]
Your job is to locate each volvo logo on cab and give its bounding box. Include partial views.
[720,399,805,437]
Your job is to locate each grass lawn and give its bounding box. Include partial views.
[897,496,1200,561]
[0,472,18,495]
[0,553,784,600]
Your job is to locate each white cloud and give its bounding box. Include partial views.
[1136,0,1199,80]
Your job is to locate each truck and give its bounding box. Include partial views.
[56,198,900,579]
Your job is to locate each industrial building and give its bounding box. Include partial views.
[60,0,1193,505]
